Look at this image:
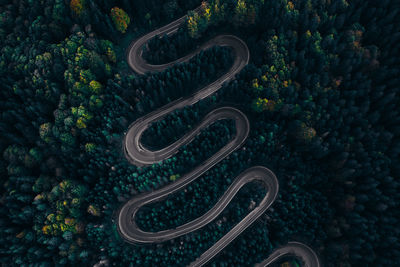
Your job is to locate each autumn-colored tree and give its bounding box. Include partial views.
[252,98,276,112]
[187,11,200,38]
[235,0,247,23]
[89,80,103,94]
[70,0,85,16]
[39,122,53,143]
[110,7,131,33]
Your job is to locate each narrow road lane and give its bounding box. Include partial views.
[117,7,321,267]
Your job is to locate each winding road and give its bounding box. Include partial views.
[117,6,321,267]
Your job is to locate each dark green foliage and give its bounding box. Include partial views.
[123,45,233,114]
[137,119,237,231]
[140,97,216,149]
[1,0,400,266]
[143,27,205,64]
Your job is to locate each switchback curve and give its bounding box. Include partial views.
[118,7,321,267]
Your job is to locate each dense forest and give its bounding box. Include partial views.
[1,0,399,266]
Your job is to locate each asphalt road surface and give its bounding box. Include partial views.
[118,6,321,267]
[254,242,320,267]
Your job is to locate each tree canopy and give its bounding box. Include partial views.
[0,0,399,266]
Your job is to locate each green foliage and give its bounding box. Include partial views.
[1,0,399,266]
[186,0,261,37]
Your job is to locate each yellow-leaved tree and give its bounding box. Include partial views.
[111,7,131,33]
